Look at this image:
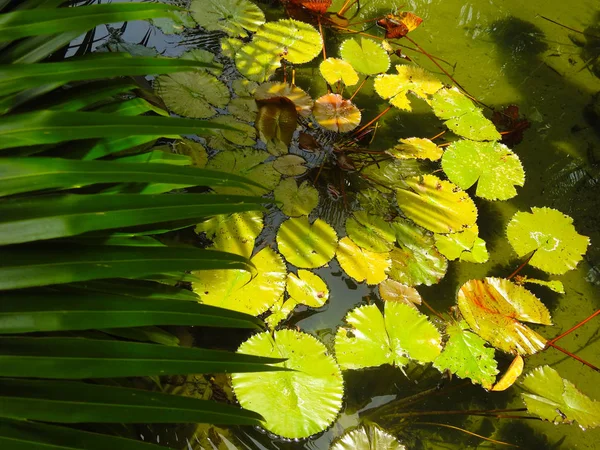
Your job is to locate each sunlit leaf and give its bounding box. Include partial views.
[232,329,344,438]
[336,237,391,285]
[319,58,359,86]
[378,279,422,309]
[235,43,280,82]
[221,37,244,60]
[386,137,443,161]
[339,38,390,75]
[457,278,552,355]
[345,211,395,252]
[434,224,488,263]
[362,159,423,192]
[287,270,329,307]
[273,154,308,176]
[396,174,478,233]
[431,87,501,141]
[433,321,499,389]
[335,302,442,370]
[195,211,264,258]
[256,97,298,152]
[459,237,489,263]
[265,296,297,329]
[192,247,286,315]
[518,277,565,294]
[506,207,590,275]
[377,11,423,39]
[273,178,319,217]
[190,0,265,37]
[233,79,258,97]
[313,93,361,133]
[255,82,314,117]
[330,424,406,450]
[520,365,600,429]
[277,217,338,268]
[491,354,523,391]
[374,65,443,111]
[155,71,230,118]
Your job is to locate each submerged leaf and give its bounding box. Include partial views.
[330,424,406,450]
[173,138,208,168]
[313,93,361,133]
[190,0,265,37]
[273,155,307,176]
[336,236,391,285]
[340,38,390,75]
[386,137,443,161]
[506,207,590,275]
[378,279,422,308]
[255,82,314,117]
[345,211,395,253]
[195,211,263,258]
[457,278,552,355]
[520,365,600,429]
[319,58,359,86]
[232,330,344,438]
[277,217,337,268]
[433,321,499,389]
[273,178,319,217]
[287,270,329,307]
[374,65,443,111]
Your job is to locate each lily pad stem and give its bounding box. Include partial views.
[352,105,391,137]
[411,422,521,447]
[507,250,536,279]
[349,75,369,101]
[546,308,600,346]
[544,341,600,373]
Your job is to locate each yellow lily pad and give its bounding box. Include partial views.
[336,236,390,285]
[277,217,338,268]
[319,58,359,86]
[287,270,329,307]
[313,93,361,133]
[374,65,443,111]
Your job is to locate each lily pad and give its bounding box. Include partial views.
[265,296,298,329]
[181,48,223,76]
[335,302,442,370]
[336,237,391,285]
[457,277,552,355]
[374,65,443,111]
[192,247,286,315]
[255,82,314,117]
[506,207,590,275]
[431,87,501,141]
[459,237,489,263]
[221,37,244,60]
[434,224,488,263]
[235,42,281,82]
[232,78,258,97]
[210,116,256,146]
[433,321,499,389]
[519,277,565,294]
[256,98,298,152]
[195,211,263,258]
[345,211,395,252]
[313,93,361,133]
[155,71,230,118]
[232,329,344,438]
[442,140,525,200]
[339,38,390,75]
[173,139,208,168]
[277,217,338,268]
[520,365,600,429]
[396,174,478,234]
[320,58,359,86]
[255,19,322,64]
[330,424,406,450]
[273,154,308,176]
[190,0,265,37]
[356,188,393,216]
[386,137,443,161]
[287,270,329,307]
[378,279,422,308]
[273,178,319,217]
[362,158,423,192]
[228,96,258,122]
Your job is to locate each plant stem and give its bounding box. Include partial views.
[545,341,600,373]
[318,17,327,60]
[429,130,446,140]
[352,105,391,137]
[508,251,536,279]
[547,309,600,346]
[538,15,600,38]
[411,422,521,447]
[349,75,368,101]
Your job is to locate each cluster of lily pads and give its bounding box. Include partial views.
[150,0,598,443]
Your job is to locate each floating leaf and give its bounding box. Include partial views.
[330,424,406,450]
[386,137,443,161]
[396,174,478,234]
[256,97,298,152]
[433,321,499,389]
[206,150,280,196]
[313,93,361,133]
[374,65,443,111]
[235,43,280,82]
[152,10,196,35]
[362,159,423,192]
[518,277,565,294]
[378,279,422,308]
[190,0,265,37]
[345,211,395,252]
[506,207,590,275]
[173,138,208,168]
[520,365,600,429]
[210,116,256,146]
[272,155,308,176]
[431,87,501,141]
[277,217,337,268]
[232,329,344,438]
[232,79,258,97]
[287,270,329,307]
[319,58,359,86]
[339,38,390,75]
[229,96,259,122]
[356,188,393,216]
[457,278,552,355]
[265,296,298,329]
[255,82,314,117]
[336,237,391,285]
[442,140,525,200]
[221,37,244,60]
[377,11,423,39]
[182,48,224,76]
[195,211,264,258]
[192,247,286,316]
[491,354,523,391]
[273,178,319,217]
[155,72,230,118]
[459,237,489,263]
[335,302,442,370]
[434,224,488,263]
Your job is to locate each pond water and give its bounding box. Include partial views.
[104,0,600,448]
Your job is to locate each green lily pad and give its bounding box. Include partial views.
[210,116,256,146]
[457,277,552,355]
[277,217,338,268]
[336,236,391,285]
[330,424,406,450]
[287,270,329,307]
[506,207,590,275]
[433,321,499,389]
[206,149,280,196]
[228,96,258,122]
[356,188,393,215]
[181,48,223,76]
[320,58,359,86]
[195,211,263,258]
[520,365,600,429]
[434,224,488,263]
[345,211,395,252]
[459,237,489,263]
[340,38,390,75]
[396,174,478,234]
[232,329,344,438]
[386,137,443,161]
[190,0,265,37]
[233,78,258,97]
[374,65,443,111]
[273,178,319,217]
[154,72,230,118]
[335,302,442,370]
[442,140,525,200]
[265,296,298,329]
[235,42,281,82]
[273,155,307,176]
[173,138,208,168]
[221,37,244,59]
[519,277,565,294]
[255,82,314,117]
[378,279,422,308]
[192,247,286,315]
[431,87,501,141]
[362,159,423,192]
